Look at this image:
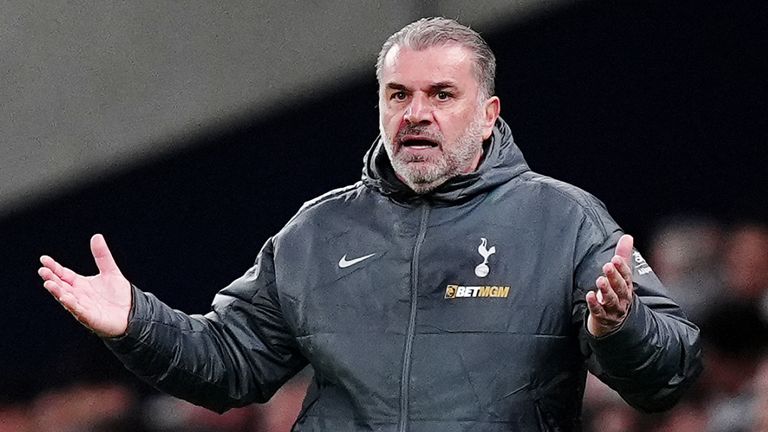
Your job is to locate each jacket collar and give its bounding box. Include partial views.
[361,117,529,205]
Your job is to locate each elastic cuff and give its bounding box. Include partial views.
[102,285,146,350]
[585,294,647,353]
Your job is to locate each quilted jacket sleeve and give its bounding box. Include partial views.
[103,238,307,412]
[572,203,703,413]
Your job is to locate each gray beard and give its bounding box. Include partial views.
[381,115,486,194]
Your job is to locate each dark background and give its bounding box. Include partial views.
[2,0,766,401]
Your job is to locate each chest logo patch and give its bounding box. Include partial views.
[475,237,496,278]
[338,253,376,269]
[445,284,510,299]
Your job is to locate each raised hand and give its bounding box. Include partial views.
[586,234,635,337]
[38,234,131,338]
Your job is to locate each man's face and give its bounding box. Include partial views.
[378,44,499,193]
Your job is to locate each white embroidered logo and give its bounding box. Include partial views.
[338,253,376,269]
[475,238,496,278]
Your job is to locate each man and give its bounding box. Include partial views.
[38,17,701,431]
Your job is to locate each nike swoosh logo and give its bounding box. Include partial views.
[338,253,376,269]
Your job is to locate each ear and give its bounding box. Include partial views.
[480,96,501,140]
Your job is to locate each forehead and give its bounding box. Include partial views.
[380,44,476,88]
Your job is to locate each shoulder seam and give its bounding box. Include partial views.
[518,172,609,237]
[285,182,364,225]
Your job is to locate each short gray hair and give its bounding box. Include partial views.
[376,17,496,98]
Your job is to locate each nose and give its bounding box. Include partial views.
[403,93,432,125]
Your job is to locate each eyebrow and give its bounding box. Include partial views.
[385,83,409,91]
[430,81,458,90]
[385,81,458,92]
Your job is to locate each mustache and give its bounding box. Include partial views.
[395,125,443,143]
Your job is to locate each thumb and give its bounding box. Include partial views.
[615,234,634,262]
[90,233,121,275]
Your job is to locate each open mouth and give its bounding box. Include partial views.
[400,137,439,149]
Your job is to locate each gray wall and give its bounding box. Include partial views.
[1,1,568,217]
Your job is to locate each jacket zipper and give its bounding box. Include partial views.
[398,204,430,432]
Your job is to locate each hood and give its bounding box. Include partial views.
[361,117,530,205]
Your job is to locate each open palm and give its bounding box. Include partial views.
[38,234,131,338]
[586,234,635,337]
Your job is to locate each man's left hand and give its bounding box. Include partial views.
[586,234,635,337]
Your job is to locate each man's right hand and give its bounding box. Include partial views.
[38,234,131,338]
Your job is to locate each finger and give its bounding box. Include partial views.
[90,234,121,275]
[611,255,633,291]
[58,292,86,321]
[586,290,616,327]
[43,279,69,301]
[614,234,634,263]
[586,289,624,330]
[43,273,94,330]
[602,263,627,303]
[38,266,53,282]
[586,290,605,316]
[595,276,618,312]
[38,267,67,287]
[43,279,62,297]
[39,255,79,285]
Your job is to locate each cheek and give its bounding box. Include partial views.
[381,109,404,132]
[433,112,464,138]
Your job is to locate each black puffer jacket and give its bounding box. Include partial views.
[106,118,702,431]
